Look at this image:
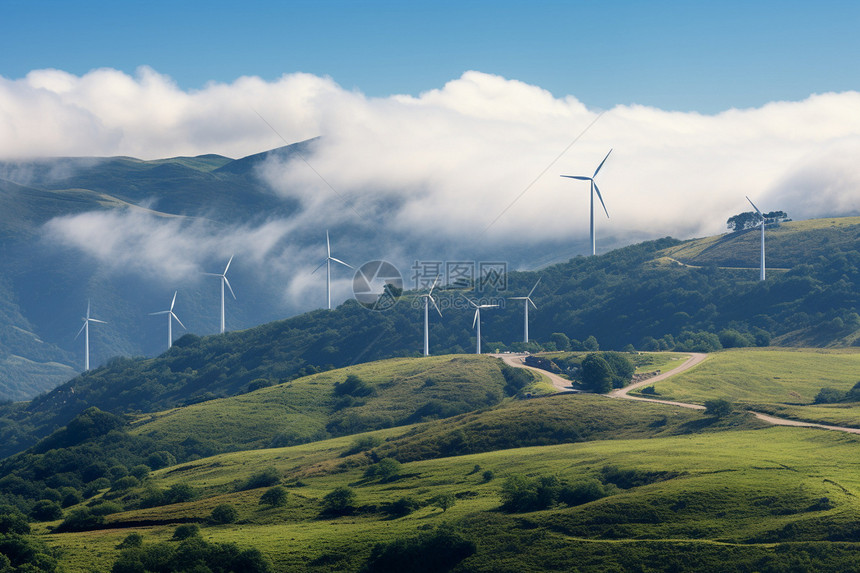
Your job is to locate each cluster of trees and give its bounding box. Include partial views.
[0,505,58,571]
[726,210,789,232]
[112,527,270,573]
[814,381,860,404]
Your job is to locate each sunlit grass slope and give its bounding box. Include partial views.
[130,355,552,453]
[45,425,860,572]
[661,216,860,268]
[643,348,860,424]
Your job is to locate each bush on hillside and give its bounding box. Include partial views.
[581,354,613,393]
[814,387,846,404]
[364,526,475,573]
[333,374,374,397]
[209,504,238,524]
[239,467,281,491]
[322,486,357,516]
[259,486,288,507]
[703,399,733,418]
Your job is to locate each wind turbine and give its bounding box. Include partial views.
[746,196,766,281]
[561,149,612,256]
[312,230,353,310]
[418,276,442,356]
[150,291,186,349]
[464,296,498,354]
[509,277,541,343]
[205,255,235,333]
[75,300,106,371]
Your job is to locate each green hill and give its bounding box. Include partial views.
[129,355,549,454]
[40,423,860,572]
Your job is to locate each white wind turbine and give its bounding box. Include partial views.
[150,291,186,349]
[746,196,767,281]
[464,296,498,354]
[418,276,442,357]
[509,277,541,343]
[75,300,106,371]
[312,230,353,310]
[561,149,612,256]
[205,255,236,333]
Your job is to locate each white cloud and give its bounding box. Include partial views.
[4,66,859,271]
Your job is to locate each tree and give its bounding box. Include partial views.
[30,500,62,522]
[580,353,613,393]
[322,486,356,515]
[259,486,288,507]
[431,493,455,513]
[210,503,238,524]
[583,335,599,351]
[704,399,733,418]
[365,458,401,482]
[550,333,571,352]
[727,211,759,232]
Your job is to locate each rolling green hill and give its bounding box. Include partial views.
[40,423,860,572]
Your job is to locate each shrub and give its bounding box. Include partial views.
[333,374,374,397]
[259,486,288,507]
[210,503,238,524]
[559,479,609,506]
[172,524,200,540]
[30,499,63,522]
[815,387,846,404]
[342,435,382,456]
[164,483,196,504]
[89,501,123,516]
[500,474,562,512]
[240,467,281,491]
[56,508,105,532]
[703,398,733,418]
[61,489,83,508]
[431,493,455,513]
[116,532,143,549]
[129,464,151,480]
[482,470,495,482]
[322,486,356,515]
[146,451,177,470]
[385,496,420,517]
[364,526,475,573]
[111,476,140,491]
[365,458,401,482]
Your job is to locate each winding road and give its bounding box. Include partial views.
[498,352,860,435]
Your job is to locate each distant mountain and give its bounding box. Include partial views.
[0,142,313,399]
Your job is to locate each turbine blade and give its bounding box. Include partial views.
[430,295,442,317]
[330,257,353,269]
[150,310,170,315]
[326,230,331,257]
[593,182,609,218]
[223,276,236,299]
[472,308,479,328]
[593,149,613,178]
[224,254,234,275]
[527,276,542,298]
[560,175,592,181]
[746,196,763,216]
[86,300,91,319]
[172,312,187,330]
[89,318,107,324]
[528,298,538,309]
[461,295,478,308]
[75,321,87,339]
[311,259,327,274]
[202,272,221,277]
[170,291,177,310]
[428,275,440,295]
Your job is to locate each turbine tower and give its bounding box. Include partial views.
[746,196,766,281]
[150,291,186,349]
[312,230,353,310]
[205,255,236,333]
[417,276,442,356]
[561,149,612,256]
[464,296,498,354]
[75,300,106,371]
[509,277,541,343]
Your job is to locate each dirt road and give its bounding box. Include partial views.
[498,351,860,435]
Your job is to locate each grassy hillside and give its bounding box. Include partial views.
[640,348,860,424]
[130,355,551,453]
[41,424,860,572]
[661,216,860,269]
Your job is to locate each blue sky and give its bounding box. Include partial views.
[3,0,858,113]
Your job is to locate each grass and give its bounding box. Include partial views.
[130,355,550,453]
[43,425,860,572]
[660,217,860,269]
[643,348,860,409]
